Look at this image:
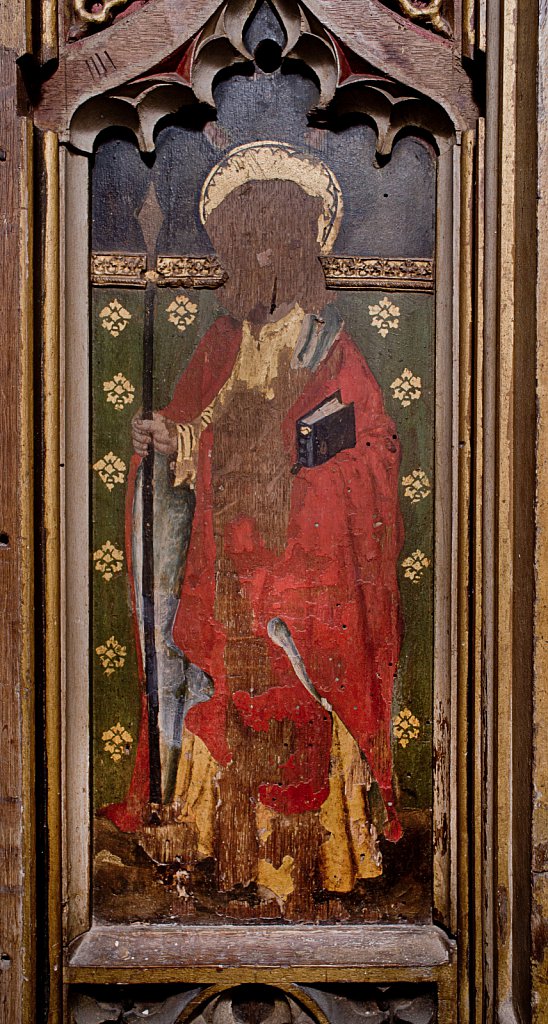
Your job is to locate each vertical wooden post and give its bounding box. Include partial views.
[533,3,548,1021]
[483,0,538,1019]
[41,129,63,1024]
[0,3,35,1022]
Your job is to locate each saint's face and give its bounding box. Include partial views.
[205,179,326,321]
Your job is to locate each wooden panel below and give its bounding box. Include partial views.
[67,924,455,984]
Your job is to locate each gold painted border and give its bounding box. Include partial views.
[91,252,146,286]
[90,252,435,292]
[320,255,434,291]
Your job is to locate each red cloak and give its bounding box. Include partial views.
[104,314,404,840]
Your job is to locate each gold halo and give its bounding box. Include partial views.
[199,141,343,254]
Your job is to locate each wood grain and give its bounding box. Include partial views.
[68,922,455,974]
[491,0,537,1018]
[301,0,477,129]
[33,0,478,135]
[432,146,454,933]
[0,27,34,1024]
[34,0,223,133]
[456,130,474,1024]
[533,1,548,1020]
[16,1,544,1019]
[478,0,537,1019]
[39,128,64,1024]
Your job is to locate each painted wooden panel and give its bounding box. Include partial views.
[89,58,436,925]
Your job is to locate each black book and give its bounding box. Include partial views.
[295,391,356,469]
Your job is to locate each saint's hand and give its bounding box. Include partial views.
[132,412,178,456]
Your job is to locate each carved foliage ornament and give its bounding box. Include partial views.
[73,0,129,27]
[395,0,450,36]
[71,0,450,41]
[70,986,438,1023]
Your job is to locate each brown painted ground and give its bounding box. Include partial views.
[93,809,431,924]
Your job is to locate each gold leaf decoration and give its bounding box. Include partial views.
[102,722,133,762]
[92,252,434,292]
[393,708,420,748]
[391,367,422,407]
[166,294,198,332]
[100,299,132,337]
[93,451,126,491]
[402,468,432,503]
[93,541,124,581]
[396,0,450,37]
[96,635,127,676]
[103,372,135,411]
[368,296,400,337]
[91,253,145,286]
[402,549,431,584]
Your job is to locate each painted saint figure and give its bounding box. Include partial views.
[104,143,404,908]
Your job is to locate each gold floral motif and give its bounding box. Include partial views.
[93,451,127,491]
[102,722,133,762]
[100,299,132,337]
[166,294,198,332]
[103,372,135,411]
[393,708,421,748]
[391,368,422,407]
[93,541,124,581]
[369,297,400,337]
[402,549,431,584]
[402,468,432,503]
[96,636,127,676]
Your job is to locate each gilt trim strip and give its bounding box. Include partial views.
[91,253,434,292]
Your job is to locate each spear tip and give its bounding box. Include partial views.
[136,182,164,257]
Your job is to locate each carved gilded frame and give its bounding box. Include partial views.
[0,0,538,1019]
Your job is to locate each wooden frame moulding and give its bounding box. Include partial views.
[48,55,467,1024]
[0,0,35,1017]
[23,0,538,1022]
[533,4,548,1023]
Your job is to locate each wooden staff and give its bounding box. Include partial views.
[137,184,164,811]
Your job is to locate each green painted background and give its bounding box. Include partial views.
[91,287,434,813]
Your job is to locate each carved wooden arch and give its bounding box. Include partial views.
[169,981,437,1024]
[65,8,457,162]
[35,0,477,136]
[69,979,440,1022]
[175,983,329,1024]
